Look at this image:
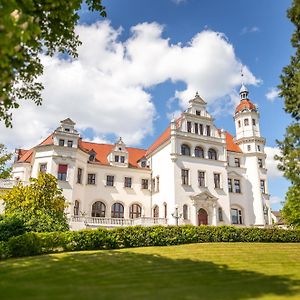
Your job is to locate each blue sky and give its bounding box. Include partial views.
[0,0,294,210]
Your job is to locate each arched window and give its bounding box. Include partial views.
[208,148,217,160]
[181,144,191,156]
[153,205,159,218]
[74,200,80,216]
[91,201,106,217]
[218,207,223,222]
[183,204,188,220]
[129,204,142,219]
[194,146,204,158]
[111,203,124,218]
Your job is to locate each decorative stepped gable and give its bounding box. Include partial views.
[107,137,129,167]
[53,118,80,148]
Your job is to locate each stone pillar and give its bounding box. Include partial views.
[212,204,217,226]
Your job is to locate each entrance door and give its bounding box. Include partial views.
[198,208,208,225]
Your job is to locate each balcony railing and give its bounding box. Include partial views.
[0,179,19,189]
[70,216,168,227]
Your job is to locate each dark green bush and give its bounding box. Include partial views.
[2,225,300,259]
[0,215,26,242]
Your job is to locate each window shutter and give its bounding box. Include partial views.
[58,164,68,173]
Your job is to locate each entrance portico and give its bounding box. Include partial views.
[190,191,218,226]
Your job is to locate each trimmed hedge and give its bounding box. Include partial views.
[2,225,300,259]
[0,215,26,242]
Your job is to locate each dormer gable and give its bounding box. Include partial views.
[186,92,211,117]
[88,149,97,162]
[108,137,129,167]
[53,118,80,148]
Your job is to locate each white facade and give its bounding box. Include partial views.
[10,87,272,229]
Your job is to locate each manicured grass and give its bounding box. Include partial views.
[0,243,300,300]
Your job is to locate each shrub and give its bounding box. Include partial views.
[3,226,300,259]
[0,215,26,242]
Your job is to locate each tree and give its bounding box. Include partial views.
[0,0,106,127]
[276,0,300,227]
[0,144,12,179]
[1,173,69,232]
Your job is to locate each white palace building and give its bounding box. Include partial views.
[9,84,271,229]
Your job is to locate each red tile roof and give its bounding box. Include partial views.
[225,132,242,153]
[16,127,242,164]
[79,141,146,168]
[146,126,171,156]
[235,99,256,113]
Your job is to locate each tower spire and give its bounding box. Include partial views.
[239,67,249,100]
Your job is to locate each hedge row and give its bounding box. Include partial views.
[1,225,300,259]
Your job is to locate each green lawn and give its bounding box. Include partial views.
[0,243,300,300]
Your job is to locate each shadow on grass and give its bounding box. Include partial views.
[0,250,299,300]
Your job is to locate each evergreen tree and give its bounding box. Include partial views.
[276,0,300,228]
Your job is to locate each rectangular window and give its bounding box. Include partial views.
[228,178,233,193]
[214,173,221,189]
[187,121,192,133]
[196,110,201,116]
[258,158,263,168]
[106,175,114,186]
[39,163,47,174]
[244,118,249,126]
[252,118,256,126]
[198,171,205,187]
[181,169,189,185]
[206,125,211,136]
[234,179,241,193]
[199,124,203,135]
[231,208,242,224]
[59,139,65,146]
[238,120,241,128]
[247,145,251,151]
[67,140,73,148]
[234,158,240,167]
[115,155,119,162]
[77,168,82,184]
[124,177,132,188]
[257,145,261,151]
[156,176,160,192]
[194,123,198,134]
[57,164,67,181]
[87,173,96,185]
[120,156,125,163]
[152,178,156,192]
[260,180,266,194]
[141,179,149,189]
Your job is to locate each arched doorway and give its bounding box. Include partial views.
[198,208,208,225]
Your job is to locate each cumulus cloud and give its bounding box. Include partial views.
[241,26,260,35]
[266,87,280,102]
[265,146,284,178]
[0,21,258,150]
[270,195,283,205]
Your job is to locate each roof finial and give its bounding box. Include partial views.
[195,91,200,98]
[239,66,249,100]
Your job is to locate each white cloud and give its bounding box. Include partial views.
[266,87,279,102]
[270,195,283,205]
[171,0,187,4]
[241,26,260,35]
[265,146,284,178]
[0,21,258,150]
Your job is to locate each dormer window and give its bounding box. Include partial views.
[115,155,119,162]
[59,139,65,146]
[65,128,70,132]
[67,140,73,148]
[89,154,95,161]
[120,156,125,163]
[196,110,201,116]
[118,147,122,151]
[141,160,146,168]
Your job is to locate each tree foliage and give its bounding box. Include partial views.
[0,0,106,127]
[276,0,300,228]
[1,173,69,232]
[0,144,12,179]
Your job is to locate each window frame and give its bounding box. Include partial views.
[214,173,221,189]
[234,179,241,193]
[59,139,65,146]
[57,164,68,181]
[106,175,115,187]
[91,201,106,218]
[181,169,189,186]
[141,179,149,189]
[129,204,142,219]
[208,148,217,160]
[124,176,132,188]
[194,146,204,158]
[231,208,243,225]
[198,171,205,187]
[181,144,191,156]
[77,168,82,184]
[87,173,96,185]
[234,158,240,167]
[111,203,124,218]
